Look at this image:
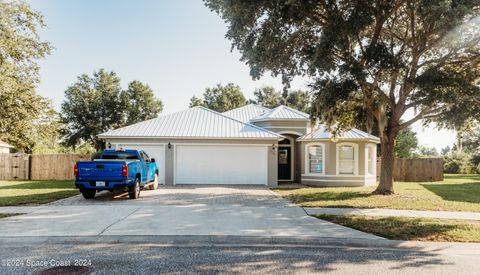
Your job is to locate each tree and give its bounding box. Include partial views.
[394,127,418,158]
[205,0,480,194]
[61,69,125,150]
[252,86,285,108]
[189,83,246,112]
[0,0,52,152]
[252,86,311,112]
[414,146,439,157]
[122,81,163,125]
[32,102,65,154]
[286,90,311,113]
[61,70,163,150]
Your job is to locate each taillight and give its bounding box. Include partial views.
[122,164,128,177]
[74,164,78,177]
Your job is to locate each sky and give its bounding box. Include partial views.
[27,0,455,151]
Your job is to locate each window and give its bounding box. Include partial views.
[366,145,375,175]
[307,144,324,174]
[101,152,138,160]
[337,144,356,175]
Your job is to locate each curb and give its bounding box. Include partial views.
[1,235,479,254]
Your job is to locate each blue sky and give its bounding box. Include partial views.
[28,0,454,150]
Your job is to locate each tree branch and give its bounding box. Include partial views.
[398,105,449,130]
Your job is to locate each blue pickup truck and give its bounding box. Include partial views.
[74,149,159,199]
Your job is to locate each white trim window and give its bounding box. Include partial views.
[366,144,376,176]
[306,143,325,174]
[336,143,358,175]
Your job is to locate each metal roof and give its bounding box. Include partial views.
[0,140,13,148]
[298,125,380,143]
[250,105,310,122]
[222,104,270,123]
[99,106,284,140]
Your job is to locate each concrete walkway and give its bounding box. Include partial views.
[305,207,480,221]
[0,187,382,240]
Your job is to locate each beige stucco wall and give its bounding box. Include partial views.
[106,138,279,186]
[299,140,377,187]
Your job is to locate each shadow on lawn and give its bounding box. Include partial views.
[421,182,480,204]
[0,181,73,190]
[287,191,372,203]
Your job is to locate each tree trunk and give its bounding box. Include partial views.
[374,131,397,195]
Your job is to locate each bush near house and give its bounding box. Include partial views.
[444,152,480,174]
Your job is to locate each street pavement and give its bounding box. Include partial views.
[0,236,478,275]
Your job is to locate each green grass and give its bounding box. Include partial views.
[316,214,480,242]
[274,174,480,212]
[0,180,78,206]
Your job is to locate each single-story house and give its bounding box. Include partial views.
[98,104,379,187]
[0,140,13,154]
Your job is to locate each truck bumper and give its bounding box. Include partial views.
[75,180,134,191]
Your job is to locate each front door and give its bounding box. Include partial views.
[278,147,291,180]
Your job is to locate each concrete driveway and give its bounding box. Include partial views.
[0,186,381,240]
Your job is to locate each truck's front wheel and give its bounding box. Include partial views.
[81,189,96,199]
[129,178,140,199]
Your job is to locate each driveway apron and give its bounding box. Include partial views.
[0,186,381,240]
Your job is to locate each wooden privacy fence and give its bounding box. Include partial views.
[30,154,90,180]
[0,153,30,180]
[0,154,90,180]
[377,158,444,182]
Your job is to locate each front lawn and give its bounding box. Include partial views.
[316,214,480,242]
[0,181,78,206]
[274,174,480,212]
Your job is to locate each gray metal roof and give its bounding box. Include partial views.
[298,125,380,143]
[99,106,284,140]
[0,140,13,148]
[251,105,310,122]
[222,104,270,123]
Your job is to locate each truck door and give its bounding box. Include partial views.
[139,151,151,183]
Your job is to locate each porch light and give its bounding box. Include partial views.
[168,142,172,149]
[272,144,276,151]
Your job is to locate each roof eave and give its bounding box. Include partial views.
[297,137,381,143]
[98,135,284,141]
[250,118,310,123]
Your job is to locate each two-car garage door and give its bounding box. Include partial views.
[112,143,268,185]
[175,145,268,185]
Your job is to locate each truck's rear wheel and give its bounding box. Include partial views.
[81,189,96,199]
[129,178,140,199]
[148,174,159,190]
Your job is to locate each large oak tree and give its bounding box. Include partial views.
[205,0,480,194]
[0,0,52,152]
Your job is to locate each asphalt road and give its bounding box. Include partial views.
[0,238,478,275]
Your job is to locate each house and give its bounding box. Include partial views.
[0,140,13,154]
[98,104,379,187]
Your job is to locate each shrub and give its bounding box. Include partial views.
[443,152,479,174]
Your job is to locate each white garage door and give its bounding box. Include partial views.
[114,144,165,184]
[175,145,268,185]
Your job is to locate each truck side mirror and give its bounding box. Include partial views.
[150,158,156,163]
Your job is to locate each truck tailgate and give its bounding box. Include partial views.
[77,161,126,181]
